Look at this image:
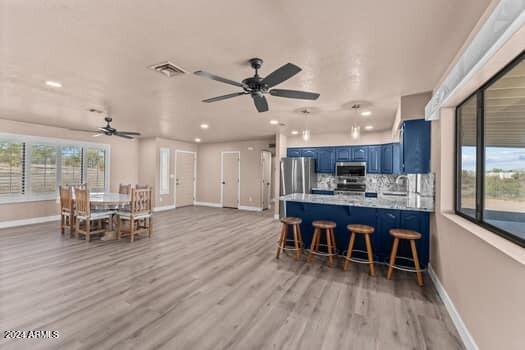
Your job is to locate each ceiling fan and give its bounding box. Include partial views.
[70,116,141,139]
[194,58,320,113]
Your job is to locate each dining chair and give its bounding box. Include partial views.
[119,184,132,194]
[59,186,75,237]
[117,188,152,242]
[135,184,149,189]
[74,188,112,242]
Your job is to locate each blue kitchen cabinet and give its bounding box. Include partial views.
[300,148,317,159]
[401,119,431,173]
[392,143,402,174]
[335,147,351,162]
[315,147,335,173]
[381,143,394,174]
[367,145,382,173]
[352,146,368,161]
[287,148,302,157]
[377,209,401,261]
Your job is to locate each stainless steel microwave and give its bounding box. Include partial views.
[335,162,366,177]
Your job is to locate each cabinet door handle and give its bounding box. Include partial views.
[387,213,396,219]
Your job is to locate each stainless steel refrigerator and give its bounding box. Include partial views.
[279,157,316,217]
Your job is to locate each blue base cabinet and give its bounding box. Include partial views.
[285,201,430,267]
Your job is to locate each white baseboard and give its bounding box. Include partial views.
[238,205,263,212]
[0,215,60,229]
[428,265,478,350]
[194,201,222,208]
[153,205,176,212]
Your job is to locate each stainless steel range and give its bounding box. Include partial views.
[335,162,366,195]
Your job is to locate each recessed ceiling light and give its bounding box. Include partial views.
[365,125,374,130]
[194,138,201,143]
[200,123,209,129]
[269,120,279,125]
[360,110,372,116]
[45,80,62,88]
[291,130,299,135]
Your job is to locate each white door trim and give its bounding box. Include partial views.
[260,150,272,210]
[220,151,240,208]
[174,150,197,208]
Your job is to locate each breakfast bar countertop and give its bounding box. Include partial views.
[279,193,434,212]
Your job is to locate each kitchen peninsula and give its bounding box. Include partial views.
[280,192,433,267]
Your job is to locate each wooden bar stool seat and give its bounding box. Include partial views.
[307,220,337,267]
[276,217,304,261]
[343,224,376,276]
[387,229,424,287]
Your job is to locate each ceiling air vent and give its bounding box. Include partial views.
[149,61,187,78]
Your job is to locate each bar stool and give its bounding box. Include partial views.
[307,220,337,267]
[276,217,304,261]
[343,224,375,276]
[386,229,424,287]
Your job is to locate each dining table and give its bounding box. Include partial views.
[70,192,131,240]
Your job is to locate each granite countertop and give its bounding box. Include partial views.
[311,187,335,191]
[279,193,434,212]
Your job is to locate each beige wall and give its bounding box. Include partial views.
[287,130,396,148]
[196,138,274,208]
[429,22,525,350]
[0,118,139,222]
[137,137,197,208]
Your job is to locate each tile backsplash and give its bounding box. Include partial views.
[316,173,435,197]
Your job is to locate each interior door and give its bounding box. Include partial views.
[175,152,195,207]
[261,151,272,210]
[222,152,239,208]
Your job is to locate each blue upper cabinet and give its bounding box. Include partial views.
[402,119,431,173]
[316,147,335,173]
[335,147,351,162]
[367,145,382,173]
[287,148,302,157]
[381,143,394,174]
[392,143,402,174]
[300,148,317,159]
[352,146,368,161]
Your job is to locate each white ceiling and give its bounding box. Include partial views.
[0,0,492,143]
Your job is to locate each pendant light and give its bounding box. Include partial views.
[301,109,311,142]
[351,104,361,140]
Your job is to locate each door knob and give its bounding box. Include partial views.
[222,181,226,184]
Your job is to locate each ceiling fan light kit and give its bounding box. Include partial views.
[194,58,320,113]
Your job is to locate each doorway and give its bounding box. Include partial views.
[175,150,196,208]
[221,151,240,209]
[261,151,272,210]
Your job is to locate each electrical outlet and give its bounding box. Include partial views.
[249,196,252,202]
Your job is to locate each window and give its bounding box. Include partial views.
[0,141,24,195]
[0,133,109,203]
[86,148,106,192]
[456,52,525,246]
[30,144,57,193]
[61,146,83,186]
[159,148,170,195]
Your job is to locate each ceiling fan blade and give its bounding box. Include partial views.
[92,133,104,137]
[261,63,302,88]
[202,92,246,103]
[194,70,246,88]
[115,131,141,136]
[114,132,134,139]
[269,89,320,100]
[69,128,99,133]
[251,94,269,113]
[98,126,111,133]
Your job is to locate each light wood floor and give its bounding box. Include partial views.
[0,206,463,350]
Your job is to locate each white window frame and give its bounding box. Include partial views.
[0,132,110,204]
[159,147,170,195]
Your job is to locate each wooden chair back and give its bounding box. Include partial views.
[135,184,149,190]
[119,184,132,194]
[75,188,90,217]
[130,188,152,215]
[59,186,73,212]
